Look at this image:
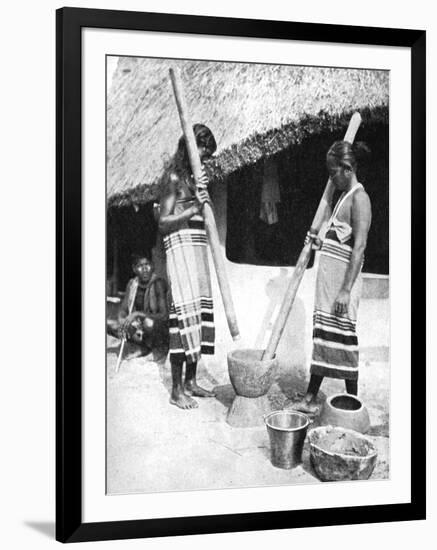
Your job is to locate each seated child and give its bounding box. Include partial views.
[107,254,168,358]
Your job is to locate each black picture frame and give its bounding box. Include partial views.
[56,7,426,543]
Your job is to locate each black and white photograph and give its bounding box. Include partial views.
[0,0,433,547]
[105,56,390,494]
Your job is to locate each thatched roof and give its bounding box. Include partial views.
[107,57,389,207]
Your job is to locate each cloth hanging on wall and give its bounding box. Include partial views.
[259,158,281,225]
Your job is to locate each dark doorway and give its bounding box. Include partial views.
[107,202,158,294]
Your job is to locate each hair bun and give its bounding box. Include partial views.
[352,141,371,161]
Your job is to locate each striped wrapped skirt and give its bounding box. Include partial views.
[164,215,215,364]
[310,234,362,381]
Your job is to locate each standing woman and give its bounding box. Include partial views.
[294,140,372,415]
[159,124,217,410]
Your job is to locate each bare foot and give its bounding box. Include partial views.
[291,399,320,416]
[170,391,198,410]
[184,381,216,398]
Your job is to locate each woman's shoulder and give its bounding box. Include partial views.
[169,171,180,184]
[167,171,180,191]
[352,186,371,213]
[160,171,181,198]
[353,186,370,203]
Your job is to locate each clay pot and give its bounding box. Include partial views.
[319,393,371,434]
[227,349,278,398]
[308,425,378,482]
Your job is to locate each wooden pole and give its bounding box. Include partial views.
[169,67,240,341]
[262,112,362,360]
[115,278,139,373]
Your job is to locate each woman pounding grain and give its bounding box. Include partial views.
[293,140,372,415]
[159,124,217,410]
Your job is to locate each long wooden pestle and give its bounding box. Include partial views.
[169,68,240,341]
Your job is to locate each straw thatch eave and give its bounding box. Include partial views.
[107,57,389,208]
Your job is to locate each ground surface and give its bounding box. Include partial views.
[106,312,390,494]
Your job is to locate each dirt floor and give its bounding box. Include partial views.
[106,311,390,494]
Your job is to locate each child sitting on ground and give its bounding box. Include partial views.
[107,254,168,359]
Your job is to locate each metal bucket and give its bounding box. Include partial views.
[265,410,310,469]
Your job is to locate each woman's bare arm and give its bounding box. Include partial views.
[334,190,372,316]
[342,190,372,292]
